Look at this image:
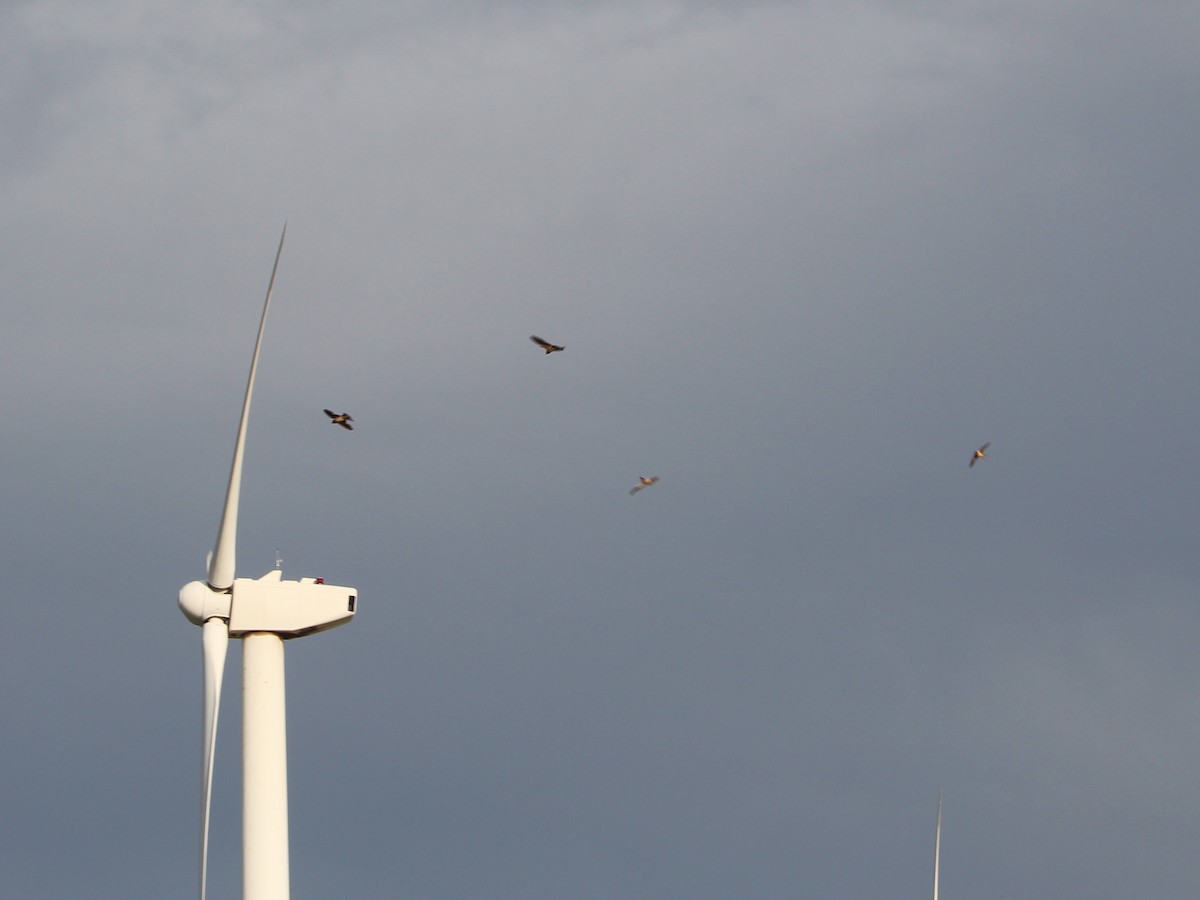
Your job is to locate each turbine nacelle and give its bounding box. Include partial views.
[179,570,357,637]
[230,571,357,637]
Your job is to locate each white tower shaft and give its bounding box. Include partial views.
[243,632,290,900]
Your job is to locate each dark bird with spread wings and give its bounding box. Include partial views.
[324,409,354,430]
[969,442,989,468]
[629,476,659,495]
[530,335,565,354]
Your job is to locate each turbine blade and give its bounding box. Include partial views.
[200,617,230,900]
[208,225,287,590]
[933,790,942,900]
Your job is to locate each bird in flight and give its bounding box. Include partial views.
[324,409,354,430]
[530,335,565,355]
[969,442,990,468]
[629,476,660,495]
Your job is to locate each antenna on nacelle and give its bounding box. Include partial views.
[274,547,282,570]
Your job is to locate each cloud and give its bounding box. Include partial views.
[4,2,1200,897]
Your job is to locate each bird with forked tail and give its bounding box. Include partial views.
[530,335,564,355]
[324,409,354,430]
[629,476,659,495]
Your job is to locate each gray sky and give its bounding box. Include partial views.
[3,1,1200,897]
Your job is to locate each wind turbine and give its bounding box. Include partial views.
[178,225,358,900]
[932,790,942,900]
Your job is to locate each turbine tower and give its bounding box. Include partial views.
[178,226,358,900]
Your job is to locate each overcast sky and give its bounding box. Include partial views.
[3,1,1200,897]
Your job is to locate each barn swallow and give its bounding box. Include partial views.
[629,476,660,495]
[969,442,989,468]
[530,335,565,354]
[324,409,354,430]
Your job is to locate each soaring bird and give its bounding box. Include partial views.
[969,442,989,468]
[530,335,565,354]
[324,409,354,430]
[629,476,660,495]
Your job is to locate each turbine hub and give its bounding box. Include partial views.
[179,580,233,626]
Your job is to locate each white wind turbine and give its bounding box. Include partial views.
[178,225,358,900]
[932,790,942,900]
